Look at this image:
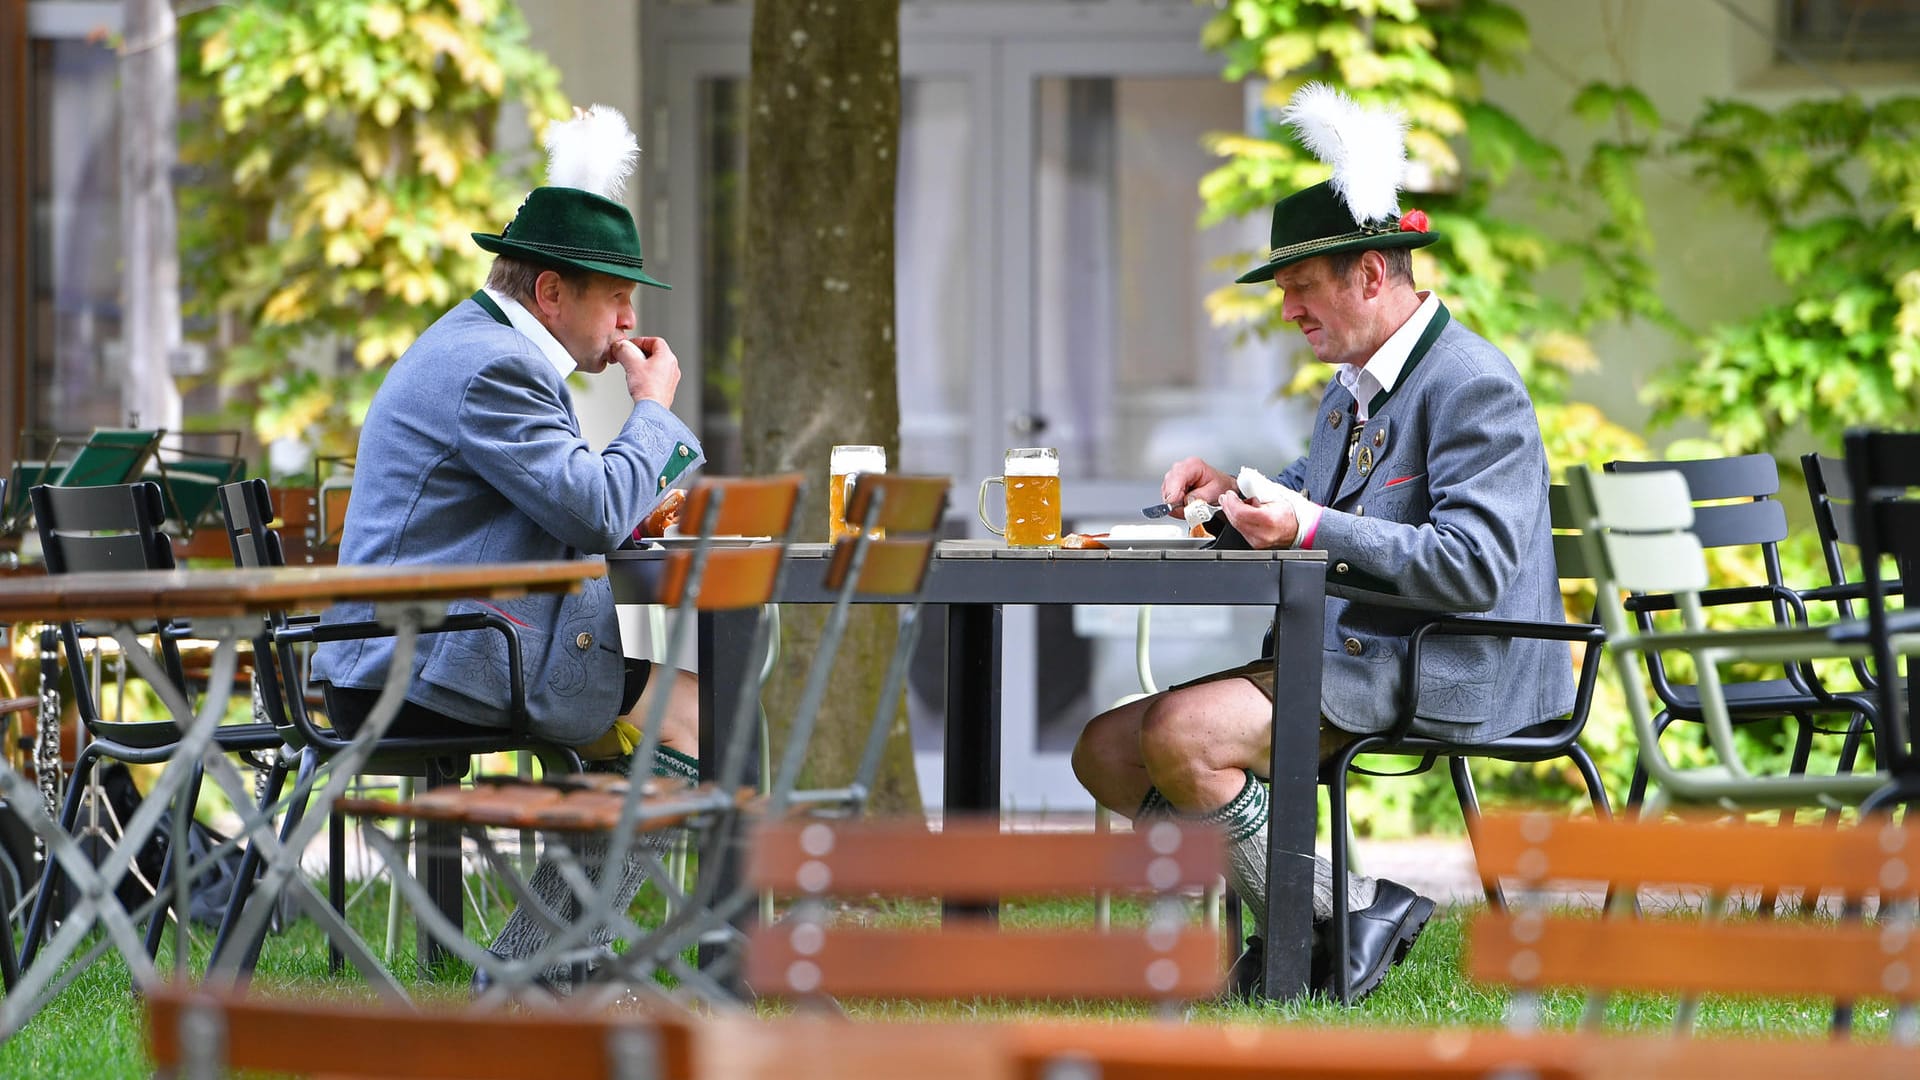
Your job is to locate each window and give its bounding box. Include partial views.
[1779,0,1920,61]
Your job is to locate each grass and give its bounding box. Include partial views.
[1,886,1902,1075]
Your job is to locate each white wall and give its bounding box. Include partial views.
[521,1,656,450]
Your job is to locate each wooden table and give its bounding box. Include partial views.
[608,540,1328,1002]
[0,560,603,1037]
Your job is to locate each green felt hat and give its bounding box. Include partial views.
[473,186,670,290]
[1234,180,1438,285]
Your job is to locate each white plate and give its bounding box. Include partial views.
[648,535,772,549]
[1099,536,1213,551]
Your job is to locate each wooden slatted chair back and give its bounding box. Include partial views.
[1465,812,1920,1008]
[647,475,805,610]
[822,474,948,596]
[144,985,694,1080]
[744,817,1224,1003]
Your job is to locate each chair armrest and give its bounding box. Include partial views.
[1384,614,1605,743]
[274,612,530,740]
[1624,582,1810,623]
[1795,580,1905,605]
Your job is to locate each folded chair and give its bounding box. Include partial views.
[1314,481,1612,1004]
[334,475,807,1005]
[1568,465,1889,811]
[143,431,246,539]
[1468,811,1920,1048]
[746,817,1224,1009]
[206,478,588,978]
[1604,455,1879,812]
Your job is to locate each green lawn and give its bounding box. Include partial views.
[1,886,1899,1075]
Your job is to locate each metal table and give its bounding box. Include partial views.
[608,539,1327,1001]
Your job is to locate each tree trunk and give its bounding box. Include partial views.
[741,0,916,813]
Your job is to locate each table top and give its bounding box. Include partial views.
[607,540,1322,607]
[0,560,602,622]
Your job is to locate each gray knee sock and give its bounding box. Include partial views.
[486,746,699,981]
[1197,771,1375,931]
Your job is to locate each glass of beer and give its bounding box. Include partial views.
[977,447,1061,548]
[829,444,887,540]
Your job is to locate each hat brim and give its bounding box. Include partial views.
[472,233,672,291]
[1235,230,1439,285]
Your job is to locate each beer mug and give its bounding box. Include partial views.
[977,447,1061,548]
[829,444,887,540]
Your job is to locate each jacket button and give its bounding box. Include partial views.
[1334,561,1350,574]
[1343,637,1363,656]
[658,476,669,489]
[575,632,593,650]
[679,445,691,457]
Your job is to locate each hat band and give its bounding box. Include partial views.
[1265,221,1399,265]
[502,237,646,270]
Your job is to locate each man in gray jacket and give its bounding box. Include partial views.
[311,106,701,988]
[1070,86,1572,1003]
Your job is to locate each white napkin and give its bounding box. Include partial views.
[1234,466,1322,548]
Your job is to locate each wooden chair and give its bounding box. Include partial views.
[745,817,1224,1006]
[333,475,806,1001]
[145,983,696,1080]
[205,478,589,977]
[1465,810,1920,1048]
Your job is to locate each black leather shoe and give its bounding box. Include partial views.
[1224,935,1264,1000]
[1323,878,1435,1004]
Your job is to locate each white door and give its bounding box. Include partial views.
[643,1,1307,811]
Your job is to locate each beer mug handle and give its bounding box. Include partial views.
[976,476,1007,537]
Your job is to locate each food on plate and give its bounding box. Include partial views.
[638,488,687,539]
[1060,532,1110,549]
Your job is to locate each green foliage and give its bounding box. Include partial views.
[1647,94,1920,453]
[1199,0,1669,428]
[178,0,570,454]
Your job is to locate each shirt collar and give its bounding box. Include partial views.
[1335,290,1438,421]
[482,287,576,379]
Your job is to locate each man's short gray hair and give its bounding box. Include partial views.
[484,256,590,307]
[1327,246,1415,288]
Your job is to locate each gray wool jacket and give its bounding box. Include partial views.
[311,294,703,746]
[1251,303,1575,742]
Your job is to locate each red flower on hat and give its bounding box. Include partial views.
[1398,209,1430,233]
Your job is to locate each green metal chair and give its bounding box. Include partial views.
[143,431,247,538]
[1569,464,1890,812]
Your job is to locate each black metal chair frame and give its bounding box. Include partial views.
[1318,482,1612,1005]
[1840,429,1920,813]
[16,481,285,977]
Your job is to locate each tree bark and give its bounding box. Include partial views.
[741,0,916,813]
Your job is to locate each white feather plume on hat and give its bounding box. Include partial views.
[1281,83,1408,226]
[544,104,639,201]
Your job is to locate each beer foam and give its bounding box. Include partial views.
[830,445,887,473]
[1004,454,1058,477]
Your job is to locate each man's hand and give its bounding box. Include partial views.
[1161,457,1236,510]
[610,336,681,407]
[1218,489,1300,549]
